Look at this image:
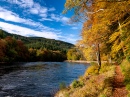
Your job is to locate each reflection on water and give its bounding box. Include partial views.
[0,62,89,97]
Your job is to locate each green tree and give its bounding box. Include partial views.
[0,29,6,38]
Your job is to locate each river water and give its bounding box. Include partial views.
[0,62,89,97]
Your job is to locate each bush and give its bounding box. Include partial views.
[126,84,130,90]
[72,80,84,88]
[99,63,113,73]
[99,94,106,97]
[126,55,130,62]
[85,63,99,76]
[128,93,130,97]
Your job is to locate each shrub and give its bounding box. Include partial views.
[84,63,99,76]
[128,93,130,97]
[99,63,113,73]
[72,80,84,88]
[126,55,130,62]
[126,84,130,90]
[99,94,106,97]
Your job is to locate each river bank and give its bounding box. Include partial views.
[65,60,107,64]
[55,62,116,97]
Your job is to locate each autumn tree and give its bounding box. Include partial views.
[0,39,6,61]
[64,0,130,66]
[15,40,29,61]
[67,48,83,60]
[0,36,30,62]
[64,0,103,68]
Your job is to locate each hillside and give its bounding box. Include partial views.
[0,29,74,53]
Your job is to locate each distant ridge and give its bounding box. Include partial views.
[0,29,74,52]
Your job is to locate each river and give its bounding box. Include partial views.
[0,62,89,97]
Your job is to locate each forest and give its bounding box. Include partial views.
[0,29,74,53]
[0,29,74,62]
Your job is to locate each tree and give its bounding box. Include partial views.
[64,0,130,66]
[0,36,30,62]
[0,39,6,61]
[67,48,82,60]
[64,0,103,67]
[4,36,18,62]
[0,29,6,38]
[16,40,29,61]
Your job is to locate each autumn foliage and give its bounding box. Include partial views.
[64,0,130,63]
[0,36,29,62]
[0,36,67,62]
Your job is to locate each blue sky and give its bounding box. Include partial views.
[0,0,82,44]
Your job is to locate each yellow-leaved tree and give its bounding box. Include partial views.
[64,0,130,67]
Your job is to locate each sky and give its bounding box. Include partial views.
[0,0,82,44]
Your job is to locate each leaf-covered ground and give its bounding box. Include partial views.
[113,65,128,97]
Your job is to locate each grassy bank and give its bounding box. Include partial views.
[55,62,115,97]
[120,59,130,96]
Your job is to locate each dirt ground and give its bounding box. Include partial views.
[113,65,128,97]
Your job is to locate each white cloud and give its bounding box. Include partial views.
[2,0,53,19]
[39,14,47,18]
[0,21,60,39]
[2,0,69,24]
[61,36,78,44]
[0,7,41,26]
[0,7,60,32]
[28,3,48,15]
[61,17,70,23]
[50,14,70,24]
[65,38,77,44]
[30,8,39,14]
[4,0,34,8]
[48,7,56,11]
[50,14,60,21]
[71,27,78,30]
[39,7,48,14]
[0,7,23,23]
[60,34,80,44]
[39,18,52,21]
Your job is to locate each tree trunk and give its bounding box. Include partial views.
[108,54,112,63]
[96,44,101,72]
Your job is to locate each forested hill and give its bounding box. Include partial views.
[0,29,74,53]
